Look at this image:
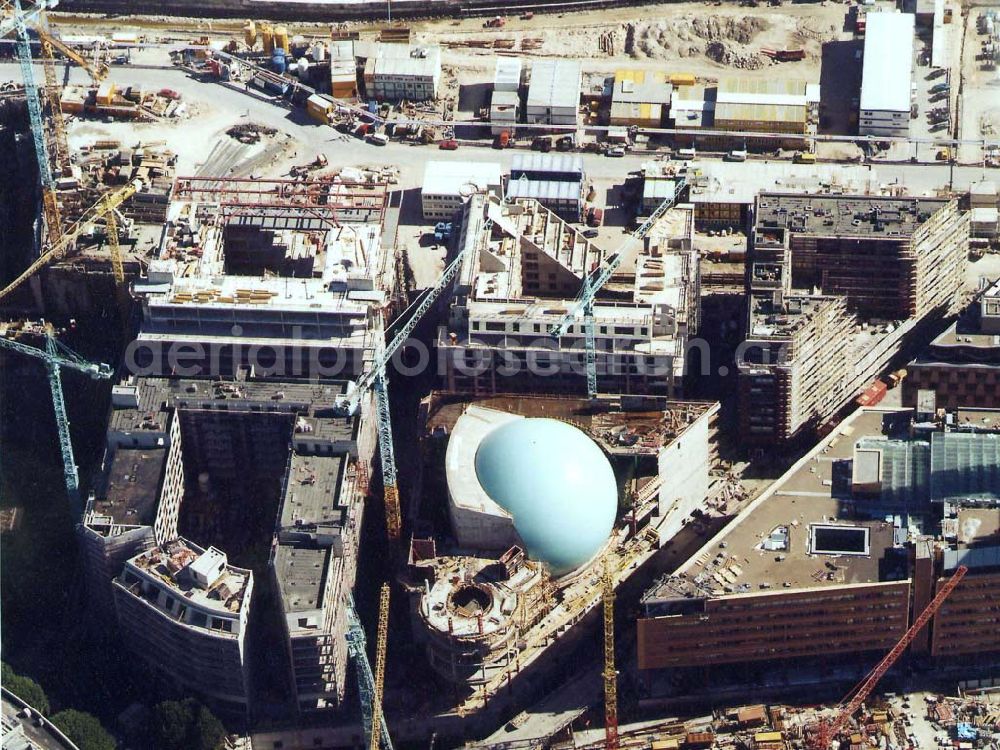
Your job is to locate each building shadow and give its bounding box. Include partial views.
[819,39,863,135]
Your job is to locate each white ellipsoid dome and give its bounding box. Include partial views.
[474,418,617,575]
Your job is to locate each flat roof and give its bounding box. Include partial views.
[109,375,355,445]
[494,57,522,90]
[280,453,346,530]
[612,69,672,105]
[506,178,582,202]
[94,447,167,527]
[526,59,581,110]
[755,192,949,238]
[686,160,880,205]
[645,409,905,599]
[510,152,584,177]
[422,160,502,197]
[860,12,915,113]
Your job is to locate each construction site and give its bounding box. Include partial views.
[1,0,999,749]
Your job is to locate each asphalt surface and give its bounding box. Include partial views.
[4,61,998,196]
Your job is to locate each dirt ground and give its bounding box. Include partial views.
[420,1,846,82]
[959,7,1000,164]
[51,1,846,83]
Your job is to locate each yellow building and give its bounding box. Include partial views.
[609,69,671,128]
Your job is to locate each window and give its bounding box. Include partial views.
[485,322,504,332]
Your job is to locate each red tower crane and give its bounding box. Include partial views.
[808,565,969,749]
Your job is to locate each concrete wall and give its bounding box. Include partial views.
[654,405,716,540]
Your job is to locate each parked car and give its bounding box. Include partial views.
[606,146,626,157]
[438,139,459,150]
[582,229,599,239]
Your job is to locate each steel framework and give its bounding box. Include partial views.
[8,0,62,250]
[809,564,969,749]
[346,593,393,750]
[0,326,112,518]
[602,560,619,750]
[549,179,687,398]
[0,178,142,302]
[172,176,389,226]
[370,583,391,750]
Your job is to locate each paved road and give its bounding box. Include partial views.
[4,62,998,196]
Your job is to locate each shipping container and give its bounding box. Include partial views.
[855,379,888,407]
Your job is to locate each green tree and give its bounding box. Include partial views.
[149,699,226,750]
[50,709,115,750]
[1,662,50,715]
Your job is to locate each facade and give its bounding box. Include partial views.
[78,175,393,723]
[490,90,519,135]
[508,153,586,221]
[970,180,999,239]
[737,193,969,446]
[329,40,359,100]
[526,59,581,126]
[609,69,671,128]
[113,539,254,717]
[859,12,915,137]
[637,406,1000,691]
[438,193,699,397]
[670,78,819,149]
[364,43,441,101]
[421,160,503,220]
[903,278,1000,409]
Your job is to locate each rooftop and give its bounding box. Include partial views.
[125,537,252,619]
[108,375,355,446]
[91,447,166,527]
[422,160,502,197]
[755,192,949,238]
[526,59,582,110]
[510,152,585,177]
[860,12,915,113]
[645,409,907,600]
[685,160,880,206]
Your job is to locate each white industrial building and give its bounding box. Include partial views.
[421,160,503,220]
[365,43,441,102]
[526,59,582,126]
[508,153,586,220]
[491,90,520,134]
[859,12,915,137]
[494,57,522,93]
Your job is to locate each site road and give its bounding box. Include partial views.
[5,61,997,195]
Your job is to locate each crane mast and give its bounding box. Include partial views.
[370,583,391,750]
[0,178,142,302]
[0,326,112,518]
[8,0,62,250]
[346,593,393,750]
[549,178,687,399]
[809,564,969,749]
[602,560,619,750]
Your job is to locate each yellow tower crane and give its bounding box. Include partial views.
[39,35,68,199]
[371,583,391,750]
[0,178,141,303]
[602,559,619,750]
[34,27,110,84]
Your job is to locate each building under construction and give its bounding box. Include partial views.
[738,193,969,446]
[78,175,399,724]
[405,391,720,711]
[637,405,1000,701]
[903,276,1000,410]
[438,193,700,398]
